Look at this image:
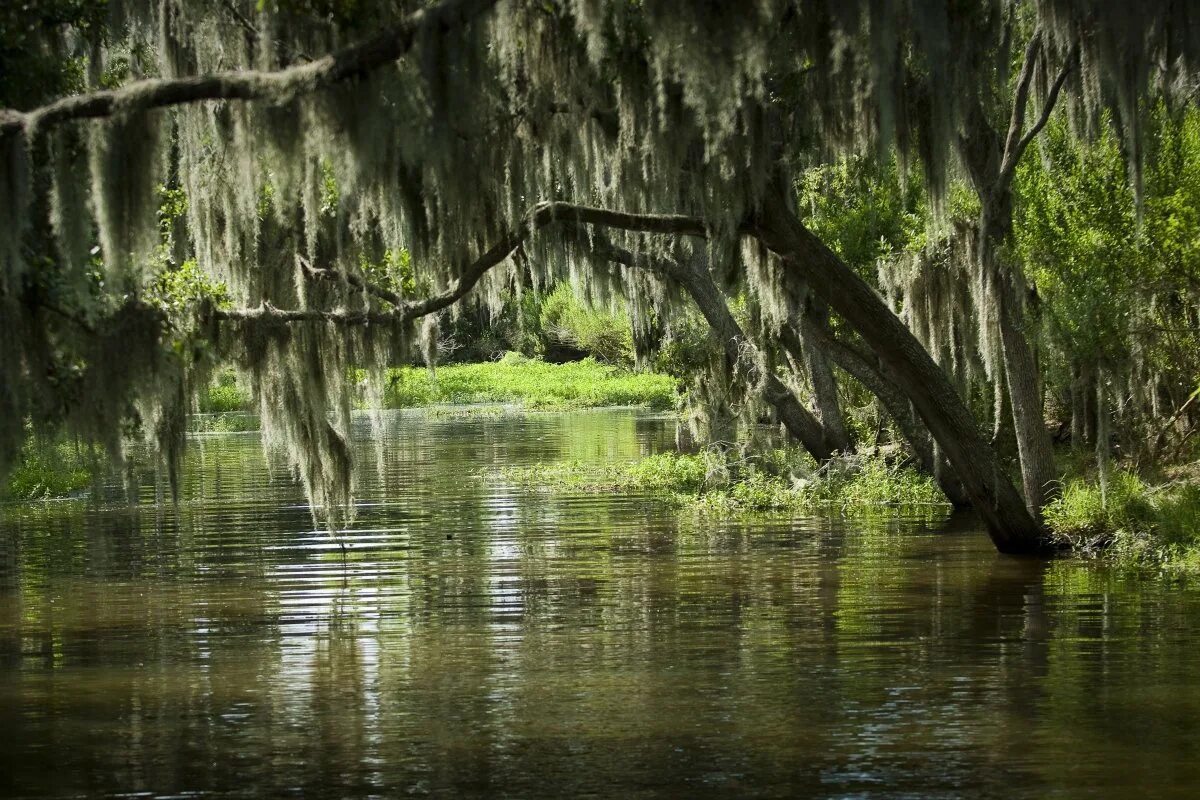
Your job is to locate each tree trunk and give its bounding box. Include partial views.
[797,319,971,507]
[675,259,834,462]
[1096,368,1110,508]
[1070,361,1086,448]
[752,190,1049,554]
[798,301,853,454]
[994,264,1059,515]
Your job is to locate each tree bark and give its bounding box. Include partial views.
[751,188,1049,553]
[796,318,971,507]
[995,268,1058,514]
[668,260,835,462]
[584,236,834,462]
[796,301,854,454]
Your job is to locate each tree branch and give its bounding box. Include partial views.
[1000,28,1043,179]
[0,0,499,137]
[998,40,1076,189]
[220,200,709,325]
[300,257,404,307]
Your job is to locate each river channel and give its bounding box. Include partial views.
[2,409,1198,798]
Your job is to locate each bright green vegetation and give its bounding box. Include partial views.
[502,451,948,515]
[1045,469,1200,571]
[2,438,93,501]
[196,356,676,416]
[381,354,676,411]
[198,371,250,413]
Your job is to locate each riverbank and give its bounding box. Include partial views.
[503,448,1200,571]
[500,450,949,516]
[198,355,676,416]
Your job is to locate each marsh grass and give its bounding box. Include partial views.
[3,438,93,501]
[501,451,949,517]
[1044,468,1200,570]
[382,354,676,411]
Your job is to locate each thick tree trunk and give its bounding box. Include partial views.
[674,260,834,462]
[994,263,1059,515]
[798,302,853,454]
[797,319,971,507]
[752,191,1049,553]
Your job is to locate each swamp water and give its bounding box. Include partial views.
[1,409,1198,798]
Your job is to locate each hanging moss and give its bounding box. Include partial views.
[4,0,1200,530]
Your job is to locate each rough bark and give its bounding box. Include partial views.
[959,42,1068,518]
[796,318,971,507]
[796,301,854,454]
[589,239,834,462]
[752,187,1049,553]
[995,268,1057,512]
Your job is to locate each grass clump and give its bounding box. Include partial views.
[698,455,948,514]
[1044,468,1200,569]
[3,438,93,500]
[503,452,708,493]
[383,354,676,411]
[503,450,949,516]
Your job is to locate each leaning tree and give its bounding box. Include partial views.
[1,0,1196,553]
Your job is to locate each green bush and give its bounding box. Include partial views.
[1044,470,1200,570]
[3,438,93,500]
[1043,470,1155,540]
[538,284,634,364]
[198,371,251,413]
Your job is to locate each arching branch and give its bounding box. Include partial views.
[0,0,499,137]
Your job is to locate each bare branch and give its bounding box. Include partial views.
[998,51,1075,185]
[300,257,404,307]
[0,0,499,137]
[1000,28,1044,177]
[998,41,1077,190]
[221,0,260,41]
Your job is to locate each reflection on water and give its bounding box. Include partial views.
[1,409,1199,798]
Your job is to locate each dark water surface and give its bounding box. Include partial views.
[2,410,1198,798]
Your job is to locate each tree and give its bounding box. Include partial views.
[2,0,1197,553]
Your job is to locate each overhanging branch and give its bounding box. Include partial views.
[222,200,709,325]
[0,0,499,137]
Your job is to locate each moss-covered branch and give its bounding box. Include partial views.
[0,0,499,137]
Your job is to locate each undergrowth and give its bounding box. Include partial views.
[2,438,93,501]
[1044,468,1200,571]
[381,353,676,410]
[502,451,949,516]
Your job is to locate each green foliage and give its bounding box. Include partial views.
[538,284,634,364]
[505,451,948,516]
[360,249,417,299]
[148,259,230,315]
[1043,470,1154,539]
[503,453,708,494]
[382,356,676,411]
[0,1,105,110]
[1014,116,1141,364]
[1042,470,1200,571]
[198,371,251,413]
[797,156,925,275]
[2,437,92,500]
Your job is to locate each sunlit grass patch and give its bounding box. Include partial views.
[1044,469,1200,570]
[502,451,949,517]
[383,354,677,411]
